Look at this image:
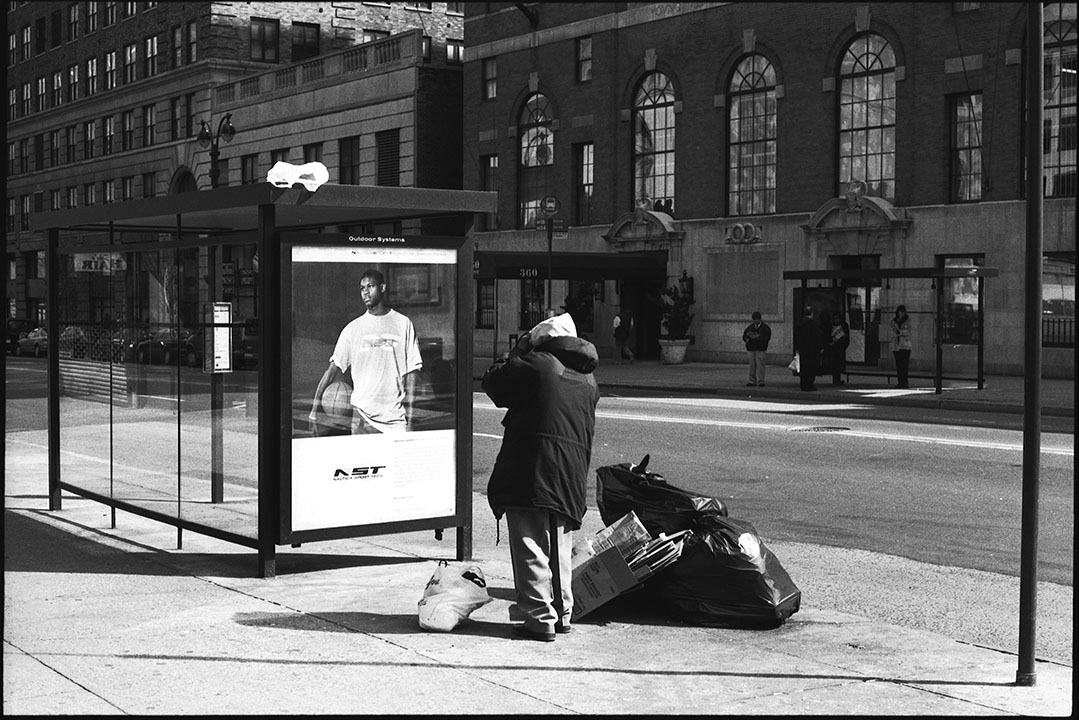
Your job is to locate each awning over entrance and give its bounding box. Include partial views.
[474,250,667,281]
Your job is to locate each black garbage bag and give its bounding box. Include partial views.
[656,513,801,628]
[596,454,727,535]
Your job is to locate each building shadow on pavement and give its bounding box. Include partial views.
[4,509,427,578]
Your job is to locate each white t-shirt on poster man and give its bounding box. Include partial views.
[330,309,422,432]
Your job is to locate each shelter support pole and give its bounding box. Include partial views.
[209,243,224,504]
[47,229,61,511]
[977,276,985,390]
[1016,0,1043,687]
[457,237,475,562]
[934,276,944,394]
[257,204,279,579]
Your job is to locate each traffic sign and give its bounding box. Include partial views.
[541,195,560,215]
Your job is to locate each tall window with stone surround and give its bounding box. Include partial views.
[838,33,896,201]
[517,92,555,229]
[633,71,676,214]
[1043,2,1077,198]
[728,53,777,216]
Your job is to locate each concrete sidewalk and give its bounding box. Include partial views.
[4,360,1073,714]
[4,439,1073,715]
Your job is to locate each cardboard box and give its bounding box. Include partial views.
[570,512,650,619]
[571,545,640,619]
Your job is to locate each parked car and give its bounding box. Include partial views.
[15,327,48,357]
[7,318,34,355]
[56,325,89,358]
[89,328,143,363]
[136,328,202,367]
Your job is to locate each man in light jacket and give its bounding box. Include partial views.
[482,313,600,641]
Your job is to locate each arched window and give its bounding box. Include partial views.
[518,92,554,229]
[728,54,777,215]
[633,71,676,214]
[1044,2,1077,198]
[838,33,896,200]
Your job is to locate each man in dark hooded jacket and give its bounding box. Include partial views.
[482,313,600,641]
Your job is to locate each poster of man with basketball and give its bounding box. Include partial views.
[307,267,422,435]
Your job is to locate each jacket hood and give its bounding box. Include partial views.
[542,336,599,374]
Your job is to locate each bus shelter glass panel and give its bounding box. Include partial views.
[287,242,459,535]
[56,233,260,541]
[56,238,128,502]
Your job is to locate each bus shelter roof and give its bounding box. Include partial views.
[31,183,498,235]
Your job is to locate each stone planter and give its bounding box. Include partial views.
[658,338,690,365]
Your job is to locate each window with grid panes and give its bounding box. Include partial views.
[66,64,78,101]
[142,104,154,146]
[67,186,77,208]
[518,93,554,228]
[51,188,61,210]
[121,110,133,150]
[87,2,97,32]
[83,120,95,158]
[187,20,196,62]
[574,142,594,225]
[86,57,97,95]
[7,142,15,175]
[339,136,360,184]
[241,154,258,184]
[105,1,116,26]
[447,38,463,64]
[34,16,45,54]
[49,129,59,165]
[20,81,29,115]
[1043,3,1077,199]
[6,198,16,232]
[250,17,279,62]
[105,50,116,88]
[8,87,15,121]
[65,124,76,162]
[122,175,133,201]
[949,93,982,202]
[171,25,181,67]
[363,28,389,43]
[142,171,155,197]
[303,142,323,164]
[33,133,43,170]
[292,21,318,61]
[728,53,777,216]
[9,32,16,66]
[520,276,545,330]
[21,24,29,61]
[84,182,96,206]
[838,33,896,201]
[51,9,62,47]
[170,97,182,140]
[18,138,27,172]
[576,36,592,83]
[103,178,115,203]
[144,35,157,76]
[36,75,46,111]
[123,42,136,83]
[68,3,79,40]
[103,116,113,154]
[20,195,31,230]
[271,147,289,164]
[482,57,497,99]
[476,278,495,329]
[633,72,676,214]
[51,70,62,105]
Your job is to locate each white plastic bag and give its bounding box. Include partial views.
[787,353,800,375]
[417,561,492,632]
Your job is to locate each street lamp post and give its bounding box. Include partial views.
[197,113,237,505]
[198,113,236,188]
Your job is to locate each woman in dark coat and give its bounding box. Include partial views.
[793,306,821,391]
[482,313,600,641]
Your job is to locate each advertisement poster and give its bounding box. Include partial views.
[289,243,458,532]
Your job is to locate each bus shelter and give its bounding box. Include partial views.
[784,266,999,393]
[32,183,496,577]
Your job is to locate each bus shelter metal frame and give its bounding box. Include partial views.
[783,266,999,394]
[33,183,497,578]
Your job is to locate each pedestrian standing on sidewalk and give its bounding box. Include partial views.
[890,304,912,388]
[793,305,821,391]
[827,312,850,385]
[742,311,771,386]
[482,313,600,642]
[613,309,634,363]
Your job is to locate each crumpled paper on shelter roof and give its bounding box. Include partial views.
[267,161,329,192]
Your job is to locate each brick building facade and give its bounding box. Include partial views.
[462,2,1075,378]
[6,1,464,332]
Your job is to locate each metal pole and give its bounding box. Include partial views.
[47,229,61,511]
[547,220,554,317]
[1016,0,1043,688]
[935,276,943,394]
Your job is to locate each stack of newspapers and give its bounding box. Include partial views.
[581,511,690,581]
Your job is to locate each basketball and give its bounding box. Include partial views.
[320,380,354,428]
